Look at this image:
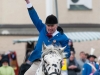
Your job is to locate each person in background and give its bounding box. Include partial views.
[93,56,100,75]
[77,51,88,75]
[57,26,64,34]
[85,53,89,59]
[67,50,80,75]
[93,69,100,75]
[68,39,76,54]
[70,49,75,56]
[82,54,99,75]
[24,0,70,75]
[2,52,10,66]
[98,56,100,69]
[0,58,15,75]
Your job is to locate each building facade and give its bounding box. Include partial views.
[0,0,100,65]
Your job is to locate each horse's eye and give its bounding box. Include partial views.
[44,60,47,63]
[59,59,61,61]
[59,49,61,50]
[50,51,52,53]
[60,61,62,68]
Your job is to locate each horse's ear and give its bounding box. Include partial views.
[59,46,67,58]
[59,46,66,53]
[42,42,47,52]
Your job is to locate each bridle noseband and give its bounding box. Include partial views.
[42,54,62,75]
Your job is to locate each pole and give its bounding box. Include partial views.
[46,0,53,17]
[55,0,59,25]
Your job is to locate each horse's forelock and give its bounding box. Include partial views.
[42,45,66,59]
[42,45,54,57]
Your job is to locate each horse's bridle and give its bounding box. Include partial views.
[42,56,62,75]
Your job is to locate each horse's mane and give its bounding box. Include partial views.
[41,45,67,59]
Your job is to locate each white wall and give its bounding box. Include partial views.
[0,0,100,24]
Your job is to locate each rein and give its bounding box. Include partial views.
[42,55,48,75]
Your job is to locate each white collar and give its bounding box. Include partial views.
[52,30,59,37]
[89,62,95,64]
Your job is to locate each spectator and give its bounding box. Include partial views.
[68,39,76,54]
[93,69,100,75]
[97,56,100,69]
[67,54,80,75]
[57,26,64,34]
[70,50,75,56]
[85,53,89,59]
[93,56,100,75]
[0,58,15,75]
[82,54,99,75]
[77,51,88,75]
[2,53,10,65]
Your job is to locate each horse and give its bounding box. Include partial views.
[35,43,67,75]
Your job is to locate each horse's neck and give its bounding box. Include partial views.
[35,61,45,75]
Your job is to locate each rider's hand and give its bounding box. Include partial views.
[26,60,32,65]
[25,0,30,4]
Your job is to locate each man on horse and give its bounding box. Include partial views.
[24,0,70,75]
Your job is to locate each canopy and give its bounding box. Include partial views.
[65,32,100,42]
[13,37,38,44]
[13,32,100,44]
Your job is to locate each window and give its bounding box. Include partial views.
[67,0,92,10]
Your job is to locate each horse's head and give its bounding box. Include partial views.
[41,43,66,75]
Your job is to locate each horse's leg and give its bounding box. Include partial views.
[24,61,41,75]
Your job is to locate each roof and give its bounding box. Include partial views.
[13,32,100,44]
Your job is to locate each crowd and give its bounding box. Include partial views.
[0,41,100,75]
[18,39,100,75]
[67,39,100,75]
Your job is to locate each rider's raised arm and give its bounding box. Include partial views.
[25,0,45,32]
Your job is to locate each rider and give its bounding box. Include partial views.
[24,0,70,75]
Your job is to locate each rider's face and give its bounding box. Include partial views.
[46,24,58,34]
